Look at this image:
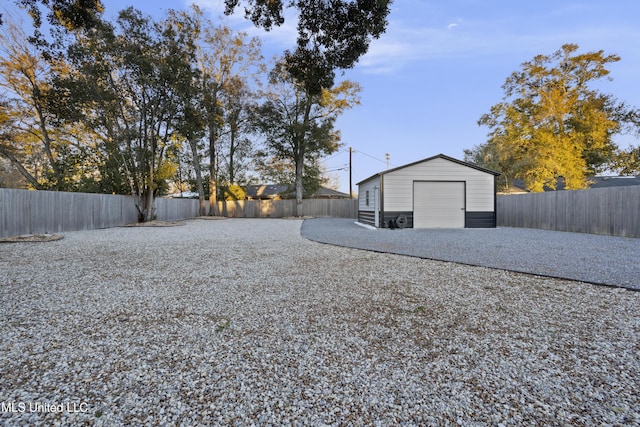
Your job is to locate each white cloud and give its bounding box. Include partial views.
[187,0,237,20]
[190,0,298,50]
[358,23,474,74]
[355,8,640,76]
[186,1,640,79]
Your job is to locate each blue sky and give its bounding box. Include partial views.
[6,1,640,193]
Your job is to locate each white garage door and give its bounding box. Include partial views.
[413,181,465,228]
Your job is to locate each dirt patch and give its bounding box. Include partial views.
[0,234,64,243]
[124,220,186,227]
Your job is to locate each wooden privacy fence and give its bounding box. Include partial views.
[1,188,358,238]
[218,199,358,219]
[5,187,637,238]
[0,189,202,238]
[497,186,640,238]
[1,189,136,237]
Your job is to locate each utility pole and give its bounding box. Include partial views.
[385,152,390,169]
[349,146,353,199]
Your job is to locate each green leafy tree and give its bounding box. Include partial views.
[614,146,640,175]
[253,62,359,215]
[478,44,632,192]
[224,0,391,94]
[225,0,390,212]
[62,8,195,220]
[253,153,325,198]
[0,156,26,188]
[161,7,208,215]
[14,0,103,30]
[464,143,513,192]
[611,108,640,175]
[0,95,30,188]
[7,0,105,67]
[0,13,91,190]
[189,8,264,216]
[219,76,257,187]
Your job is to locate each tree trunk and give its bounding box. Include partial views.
[228,125,236,185]
[294,98,313,217]
[295,143,305,217]
[198,181,206,216]
[188,138,206,216]
[0,147,42,189]
[145,160,155,222]
[144,136,156,222]
[208,125,220,216]
[295,134,305,217]
[34,101,64,190]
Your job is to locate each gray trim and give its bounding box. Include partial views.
[358,210,376,226]
[494,175,498,226]
[379,174,385,226]
[465,211,496,228]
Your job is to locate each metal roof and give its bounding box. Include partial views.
[356,153,501,185]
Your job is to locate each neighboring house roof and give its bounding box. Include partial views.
[356,153,501,185]
[591,176,640,188]
[310,187,351,199]
[166,191,200,199]
[245,184,350,199]
[245,184,290,199]
[509,176,640,192]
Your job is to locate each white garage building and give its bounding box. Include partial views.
[357,154,500,229]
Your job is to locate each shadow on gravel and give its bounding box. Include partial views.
[301,218,640,292]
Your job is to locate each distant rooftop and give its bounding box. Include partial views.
[245,185,351,200]
[505,176,640,193]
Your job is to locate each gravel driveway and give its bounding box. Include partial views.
[1,218,639,426]
[302,218,640,291]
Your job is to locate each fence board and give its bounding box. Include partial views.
[155,197,201,221]
[1,189,358,238]
[497,186,640,238]
[2,190,129,237]
[217,199,357,219]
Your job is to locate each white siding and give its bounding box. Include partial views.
[383,157,494,212]
[357,176,381,212]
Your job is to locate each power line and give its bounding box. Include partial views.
[324,148,350,161]
[324,163,350,173]
[353,150,397,167]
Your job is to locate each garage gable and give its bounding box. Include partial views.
[383,155,497,212]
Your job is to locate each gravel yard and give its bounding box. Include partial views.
[1,218,639,426]
[302,218,640,291]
